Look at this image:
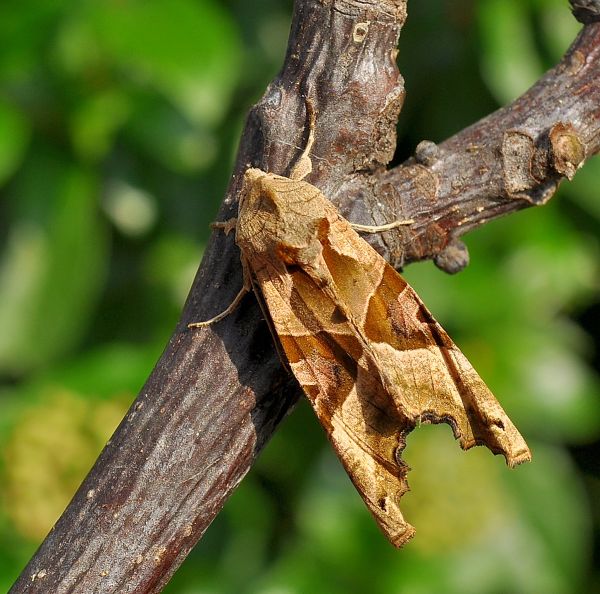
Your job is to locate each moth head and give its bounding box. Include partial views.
[240,168,282,215]
[244,167,266,185]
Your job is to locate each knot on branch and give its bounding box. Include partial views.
[414,140,440,166]
[434,240,470,275]
[570,0,600,23]
[548,122,586,180]
[501,122,585,204]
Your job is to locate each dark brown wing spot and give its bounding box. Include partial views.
[276,242,301,265]
[303,383,320,401]
[316,217,331,241]
[331,305,347,324]
[278,335,303,364]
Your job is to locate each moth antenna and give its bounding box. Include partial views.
[351,219,414,233]
[277,140,326,163]
[289,97,317,181]
[188,258,252,328]
[187,284,250,328]
[347,221,441,275]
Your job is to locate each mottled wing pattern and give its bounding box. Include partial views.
[251,250,418,546]
[316,206,531,467]
[242,173,530,547]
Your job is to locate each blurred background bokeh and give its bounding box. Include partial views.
[0,0,599,592]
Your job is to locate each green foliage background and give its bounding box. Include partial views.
[1,0,599,592]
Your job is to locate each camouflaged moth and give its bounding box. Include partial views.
[191,101,530,546]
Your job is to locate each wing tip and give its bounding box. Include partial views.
[388,524,417,548]
[505,445,532,468]
[449,412,532,470]
[456,432,532,468]
[363,485,416,548]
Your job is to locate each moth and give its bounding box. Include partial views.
[191,101,531,547]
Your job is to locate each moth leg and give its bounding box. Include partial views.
[210,217,238,236]
[350,219,414,233]
[289,98,316,181]
[188,258,252,328]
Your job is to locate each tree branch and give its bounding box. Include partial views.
[352,20,600,270]
[10,1,600,592]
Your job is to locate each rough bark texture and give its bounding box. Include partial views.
[10,1,600,592]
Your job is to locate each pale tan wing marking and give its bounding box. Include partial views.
[364,265,530,466]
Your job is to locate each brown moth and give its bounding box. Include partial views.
[191,102,531,547]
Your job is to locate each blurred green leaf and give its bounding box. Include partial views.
[87,0,241,126]
[0,0,68,83]
[144,234,202,307]
[126,94,218,173]
[0,100,30,185]
[532,0,582,62]
[479,0,544,103]
[0,154,107,374]
[566,157,600,222]
[69,90,131,162]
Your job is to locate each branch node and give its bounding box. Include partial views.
[501,130,538,198]
[501,122,584,203]
[548,122,586,180]
[415,140,439,166]
[434,240,470,275]
[569,0,600,24]
[353,21,371,43]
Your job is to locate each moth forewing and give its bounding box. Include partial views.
[231,169,530,546]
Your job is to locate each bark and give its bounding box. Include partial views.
[10,1,600,592]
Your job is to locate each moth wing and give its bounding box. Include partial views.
[243,174,530,547]
[315,210,531,466]
[251,252,417,546]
